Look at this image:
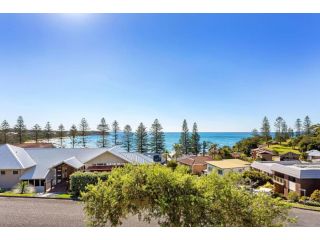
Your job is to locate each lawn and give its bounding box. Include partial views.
[266,144,301,155]
[0,192,36,197]
[290,202,320,212]
[54,193,74,199]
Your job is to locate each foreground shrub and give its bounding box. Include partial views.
[287,191,299,202]
[305,201,320,207]
[82,164,291,227]
[310,189,320,202]
[70,172,109,197]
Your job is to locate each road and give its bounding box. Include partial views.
[0,197,158,227]
[0,197,319,227]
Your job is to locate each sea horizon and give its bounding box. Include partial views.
[50,132,262,150]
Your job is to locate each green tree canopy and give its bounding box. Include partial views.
[149,119,165,154]
[97,118,110,148]
[260,116,271,141]
[82,164,291,227]
[190,122,201,155]
[122,124,134,152]
[1,120,10,143]
[14,116,26,144]
[112,120,120,146]
[135,122,148,153]
[179,119,190,155]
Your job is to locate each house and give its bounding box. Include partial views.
[251,160,320,197]
[280,152,300,161]
[177,155,211,174]
[206,159,251,176]
[0,144,153,192]
[251,148,273,161]
[306,150,320,161]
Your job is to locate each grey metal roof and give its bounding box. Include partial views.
[108,146,154,164]
[0,144,36,170]
[251,160,301,175]
[20,148,109,179]
[20,146,153,180]
[271,163,320,179]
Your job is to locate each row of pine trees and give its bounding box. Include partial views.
[256,115,312,143]
[0,116,202,155]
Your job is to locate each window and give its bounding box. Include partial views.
[13,170,18,175]
[40,180,45,186]
[0,170,5,175]
[218,169,223,175]
[35,179,40,187]
[29,180,34,185]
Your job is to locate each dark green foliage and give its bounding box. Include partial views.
[112,120,120,146]
[97,118,110,148]
[0,120,10,144]
[70,171,110,197]
[122,124,134,152]
[82,164,291,227]
[149,119,165,154]
[242,169,272,187]
[166,160,178,171]
[44,122,53,143]
[79,118,90,148]
[234,136,263,156]
[260,117,271,141]
[190,122,201,155]
[14,116,26,144]
[179,119,190,155]
[135,122,148,153]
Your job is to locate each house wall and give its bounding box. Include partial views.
[296,179,320,196]
[0,169,26,189]
[207,165,250,175]
[85,152,127,169]
[258,153,273,161]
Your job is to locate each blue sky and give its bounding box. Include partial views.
[0,14,319,132]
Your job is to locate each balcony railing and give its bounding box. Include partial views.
[273,176,285,185]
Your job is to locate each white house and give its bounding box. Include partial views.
[0,144,153,192]
[306,150,320,161]
[206,159,251,176]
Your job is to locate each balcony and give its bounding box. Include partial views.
[273,175,285,185]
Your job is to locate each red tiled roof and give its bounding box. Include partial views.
[177,156,212,166]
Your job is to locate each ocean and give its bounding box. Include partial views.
[51,132,253,150]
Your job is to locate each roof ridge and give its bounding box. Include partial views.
[7,144,24,168]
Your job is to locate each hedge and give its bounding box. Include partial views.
[70,172,109,197]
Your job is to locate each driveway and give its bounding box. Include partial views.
[1,197,319,227]
[289,208,320,227]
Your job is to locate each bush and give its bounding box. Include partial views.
[70,172,109,197]
[166,160,178,170]
[310,189,320,202]
[242,169,272,188]
[305,200,320,207]
[287,191,299,202]
[0,188,5,193]
[299,196,309,203]
[82,164,291,227]
[272,192,285,199]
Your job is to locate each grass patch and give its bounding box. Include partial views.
[266,144,300,155]
[0,192,36,197]
[55,193,74,199]
[290,202,320,212]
